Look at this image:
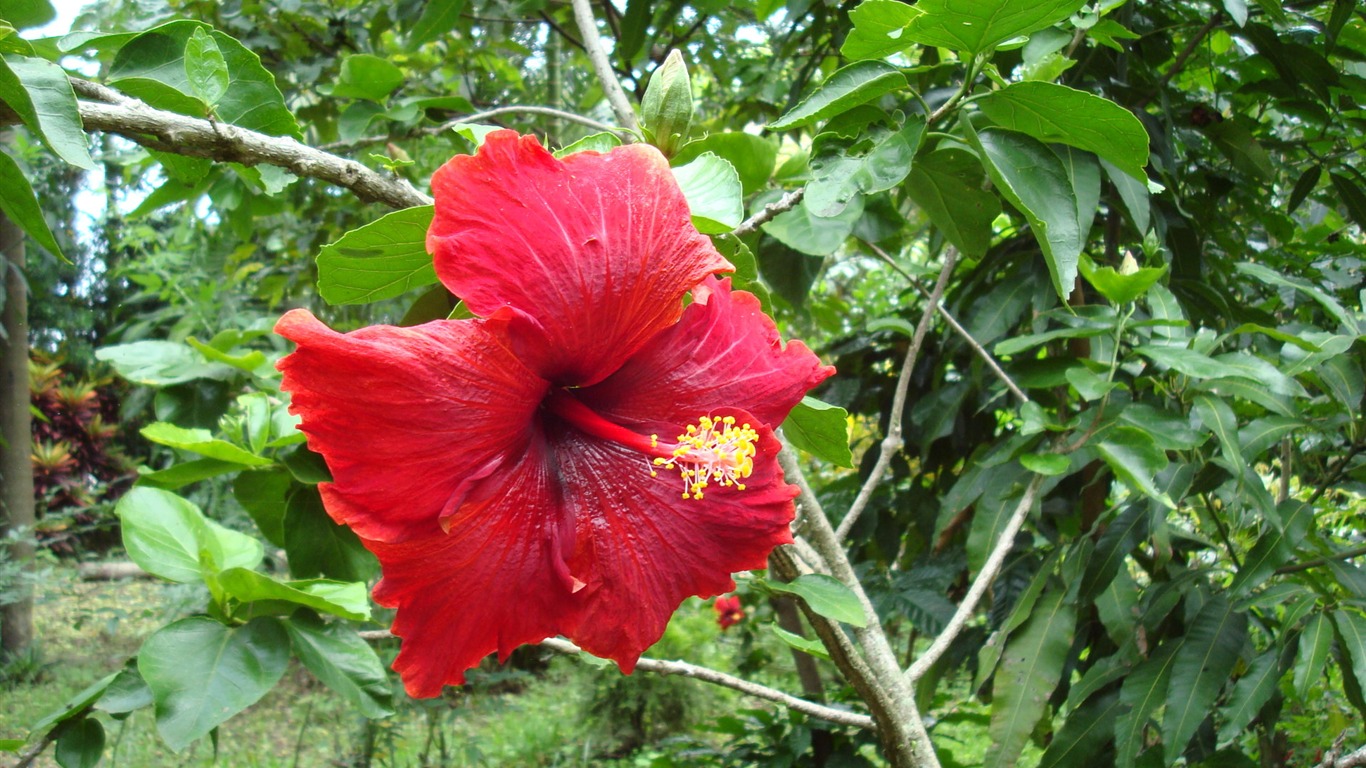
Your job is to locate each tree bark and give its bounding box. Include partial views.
[0,194,35,659]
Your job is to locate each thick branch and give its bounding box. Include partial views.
[908,474,1043,681]
[836,249,959,543]
[67,94,431,210]
[1315,732,1366,768]
[539,637,874,729]
[568,0,639,132]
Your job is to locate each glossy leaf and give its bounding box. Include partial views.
[315,205,437,305]
[672,152,743,233]
[1096,426,1174,508]
[1078,254,1167,304]
[116,487,263,583]
[1079,503,1148,602]
[1193,393,1243,472]
[96,340,235,386]
[138,617,289,751]
[1294,612,1334,699]
[772,624,831,660]
[0,147,66,259]
[54,717,103,768]
[767,574,867,628]
[1115,642,1178,768]
[140,422,272,467]
[284,614,394,718]
[902,0,1088,55]
[985,589,1075,768]
[768,61,906,131]
[1163,596,1247,758]
[1334,609,1366,698]
[781,396,853,468]
[905,147,1000,258]
[978,82,1149,181]
[842,0,921,60]
[1217,649,1282,742]
[330,53,404,102]
[1038,690,1124,768]
[806,117,924,216]
[0,53,95,169]
[283,486,378,583]
[232,469,291,548]
[673,132,777,196]
[762,194,863,257]
[217,568,371,621]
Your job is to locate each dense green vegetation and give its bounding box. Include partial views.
[1,0,1364,766]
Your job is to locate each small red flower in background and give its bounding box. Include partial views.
[276,131,833,697]
[714,595,745,630]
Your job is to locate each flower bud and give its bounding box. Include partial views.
[641,49,693,158]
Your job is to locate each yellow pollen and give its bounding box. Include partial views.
[652,415,758,500]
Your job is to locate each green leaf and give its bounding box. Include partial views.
[985,589,1076,768]
[1216,649,1282,742]
[284,486,377,582]
[766,574,867,627]
[137,458,245,490]
[316,205,437,305]
[1238,416,1301,458]
[673,132,778,196]
[1079,503,1148,602]
[0,148,65,259]
[330,53,405,102]
[110,20,300,139]
[1294,612,1334,699]
[965,462,1033,572]
[1039,690,1124,768]
[1334,609,1366,701]
[1193,393,1243,473]
[842,0,921,60]
[555,131,622,157]
[1,0,54,29]
[972,127,1099,300]
[95,665,154,716]
[140,422,273,467]
[183,27,228,107]
[978,82,1149,181]
[1078,254,1167,304]
[1234,262,1359,335]
[218,568,371,621]
[806,117,925,216]
[1329,171,1366,231]
[96,340,235,386]
[1318,354,1363,419]
[284,614,394,718]
[1287,165,1321,214]
[407,0,467,47]
[116,487,263,583]
[762,194,863,257]
[1116,642,1179,767]
[0,54,95,169]
[905,147,1000,258]
[28,672,118,734]
[768,61,907,131]
[1096,426,1174,508]
[54,717,103,768]
[995,326,1109,356]
[781,397,853,468]
[1135,345,1244,382]
[771,624,831,660]
[672,152,744,233]
[1101,157,1151,234]
[1163,596,1247,759]
[232,469,291,548]
[903,0,1088,55]
[1020,452,1069,476]
[1229,499,1314,596]
[977,549,1062,688]
[138,617,290,752]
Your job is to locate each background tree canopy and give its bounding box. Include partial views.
[1,0,1364,767]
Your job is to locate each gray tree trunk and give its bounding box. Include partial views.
[0,204,34,659]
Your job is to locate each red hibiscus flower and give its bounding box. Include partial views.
[714,595,745,630]
[276,131,833,697]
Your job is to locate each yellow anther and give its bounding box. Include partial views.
[652,415,759,500]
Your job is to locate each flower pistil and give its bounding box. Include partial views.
[651,415,758,500]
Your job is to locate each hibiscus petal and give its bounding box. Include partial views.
[275,309,547,542]
[427,131,732,386]
[370,436,584,697]
[552,417,795,669]
[581,277,834,430]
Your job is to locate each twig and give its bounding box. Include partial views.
[568,0,639,132]
[540,637,875,729]
[907,473,1044,681]
[731,188,804,238]
[1135,13,1223,110]
[1274,544,1366,575]
[60,92,431,210]
[836,249,959,543]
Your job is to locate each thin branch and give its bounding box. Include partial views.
[1315,732,1366,768]
[568,0,639,132]
[1135,13,1223,110]
[57,86,431,210]
[540,637,875,729]
[836,248,959,543]
[320,106,628,153]
[1275,544,1366,575]
[908,473,1044,682]
[731,188,805,238]
[864,241,1029,404]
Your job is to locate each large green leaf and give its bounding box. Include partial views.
[806,117,924,216]
[1096,427,1174,508]
[1163,596,1247,760]
[985,588,1076,768]
[284,486,378,582]
[1038,689,1124,768]
[95,340,235,386]
[766,574,866,627]
[768,61,906,131]
[1115,642,1179,768]
[407,0,467,47]
[1078,503,1148,602]
[0,54,95,169]
[284,614,394,719]
[762,194,863,257]
[1217,649,1282,742]
[1193,393,1243,473]
[674,132,778,196]
[138,617,289,751]
[978,82,1149,181]
[232,469,291,548]
[116,487,264,583]
[842,0,922,60]
[316,205,437,305]
[1229,499,1314,595]
[140,422,272,467]
[672,152,744,233]
[905,147,1000,258]
[53,717,103,768]
[0,147,65,259]
[1294,612,1334,699]
[217,568,371,622]
[965,461,1033,572]
[973,128,1099,299]
[1078,253,1167,304]
[109,20,300,138]
[329,53,404,102]
[1334,609,1366,702]
[902,0,1088,55]
[781,397,853,468]
[1234,261,1359,335]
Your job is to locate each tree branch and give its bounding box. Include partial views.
[731,188,804,238]
[539,637,875,729]
[568,0,639,132]
[1274,544,1366,575]
[65,92,431,210]
[1314,732,1366,768]
[908,473,1044,682]
[836,248,959,543]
